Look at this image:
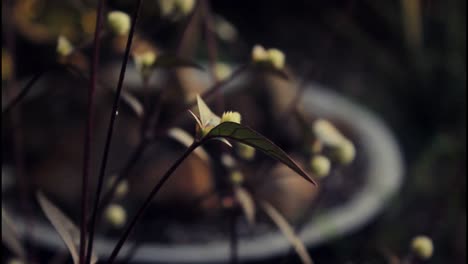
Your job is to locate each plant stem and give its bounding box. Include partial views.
[106,140,202,263]
[85,0,144,263]
[79,0,106,263]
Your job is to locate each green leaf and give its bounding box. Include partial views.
[260,201,314,264]
[36,192,98,264]
[205,122,316,185]
[155,54,204,70]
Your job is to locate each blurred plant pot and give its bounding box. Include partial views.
[3,70,403,262]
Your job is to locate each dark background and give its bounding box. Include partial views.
[2,0,466,263]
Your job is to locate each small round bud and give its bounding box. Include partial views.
[133,51,157,77]
[215,62,232,81]
[56,35,74,57]
[252,45,268,63]
[175,0,195,16]
[215,17,238,42]
[230,170,244,185]
[104,204,127,228]
[411,235,434,260]
[237,143,256,160]
[334,139,356,165]
[158,0,176,16]
[115,180,129,199]
[310,155,331,178]
[107,11,131,36]
[221,111,241,124]
[313,119,346,147]
[267,48,285,70]
[221,154,237,169]
[2,49,13,81]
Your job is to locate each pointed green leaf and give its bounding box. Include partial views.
[260,201,314,264]
[196,94,220,128]
[155,54,204,70]
[205,122,316,185]
[36,192,98,264]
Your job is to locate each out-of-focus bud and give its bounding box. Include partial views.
[411,235,434,260]
[104,204,127,228]
[230,170,244,185]
[251,45,269,63]
[107,11,131,36]
[175,0,195,16]
[133,50,157,78]
[215,62,232,81]
[310,155,331,178]
[312,119,346,147]
[237,143,256,160]
[267,48,285,70]
[334,139,356,165]
[56,35,74,57]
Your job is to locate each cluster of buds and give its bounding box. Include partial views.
[307,119,356,179]
[312,119,356,165]
[251,44,286,70]
[158,0,195,18]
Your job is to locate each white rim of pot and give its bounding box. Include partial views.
[6,83,403,263]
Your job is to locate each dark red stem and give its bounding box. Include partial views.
[85,1,144,263]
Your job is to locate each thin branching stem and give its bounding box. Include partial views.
[79,0,106,263]
[106,140,202,263]
[85,0,144,263]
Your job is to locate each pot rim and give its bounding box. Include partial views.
[6,83,404,263]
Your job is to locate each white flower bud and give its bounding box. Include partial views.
[215,62,232,81]
[313,119,346,147]
[251,45,268,63]
[175,0,195,16]
[267,48,285,70]
[230,170,244,185]
[221,111,241,124]
[237,143,256,160]
[56,35,74,57]
[107,11,131,36]
[310,155,331,178]
[104,204,127,228]
[334,139,356,165]
[411,235,434,260]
